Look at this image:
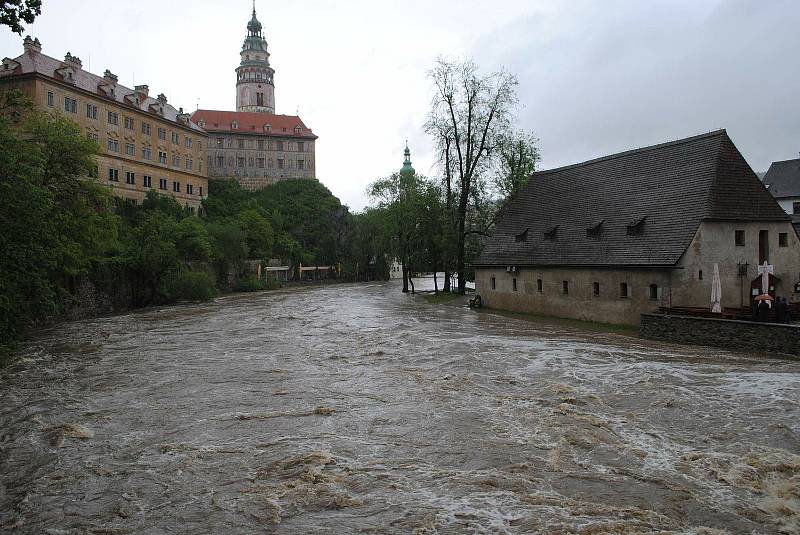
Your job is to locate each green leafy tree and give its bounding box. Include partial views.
[238,209,274,259]
[1,0,41,34]
[174,216,212,262]
[494,130,540,202]
[207,220,248,288]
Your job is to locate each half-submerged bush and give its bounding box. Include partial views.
[166,270,217,302]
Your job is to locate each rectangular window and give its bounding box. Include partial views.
[185,137,192,148]
[257,157,265,168]
[125,171,135,185]
[779,232,788,247]
[248,157,254,167]
[186,159,193,170]
[86,104,97,119]
[268,158,273,168]
[735,230,745,247]
[216,155,224,167]
[158,178,167,190]
[490,276,496,290]
[257,139,264,150]
[593,282,600,296]
[124,116,134,130]
[256,92,264,106]
[141,122,151,136]
[276,140,284,151]
[297,141,304,152]
[172,155,180,167]
[158,151,167,164]
[143,175,152,188]
[187,184,193,195]
[158,127,166,140]
[537,279,543,293]
[125,143,135,156]
[64,97,77,113]
[512,278,518,291]
[108,168,119,182]
[107,138,119,153]
[237,157,245,167]
[216,138,224,148]
[649,284,659,300]
[107,111,118,125]
[268,140,274,150]
[620,283,629,298]
[277,158,284,169]
[298,160,304,170]
[794,202,800,215]
[141,147,152,160]
[171,132,179,144]
[172,181,180,193]
[47,91,54,107]
[86,132,98,142]
[237,139,245,149]
[562,281,569,294]
[199,186,203,197]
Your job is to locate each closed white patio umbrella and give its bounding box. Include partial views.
[711,263,722,314]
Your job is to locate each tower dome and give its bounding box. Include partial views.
[400,143,415,177]
[247,8,262,35]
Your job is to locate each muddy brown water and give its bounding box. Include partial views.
[1,281,798,534]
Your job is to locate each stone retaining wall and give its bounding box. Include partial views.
[640,313,800,356]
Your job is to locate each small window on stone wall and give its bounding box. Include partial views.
[593,282,600,296]
[620,283,629,298]
[562,281,569,294]
[699,270,703,280]
[779,233,788,247]
[491,277,496,290]
[735,230,745,246]
[649,284,658,300]
[512,278,517,292]
[537,279,543,293]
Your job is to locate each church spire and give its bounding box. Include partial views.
[400,142,415,177]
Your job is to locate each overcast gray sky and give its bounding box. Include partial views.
[2,0,797,210]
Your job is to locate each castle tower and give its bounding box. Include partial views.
[236,2,275,113]
[400,143,415,177]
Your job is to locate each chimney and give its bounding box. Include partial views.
[103,69,118,83]
[135,84,149,101]
[157,93,167,104]
[23,35,42,54]
[64,52,82,69]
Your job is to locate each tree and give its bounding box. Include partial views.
[238,209,274,259]
[174,217,212,262]
[1,0,41,35]
[494,129,540,202]
[425,57,518,294]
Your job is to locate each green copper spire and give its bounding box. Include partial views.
[248,1,262,35]
[400,142,415,177]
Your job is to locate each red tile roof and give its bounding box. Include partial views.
[191,109,317,139]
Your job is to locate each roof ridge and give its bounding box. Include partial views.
[193,109,303,119]
[534,129,728,176]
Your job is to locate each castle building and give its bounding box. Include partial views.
[192,4,317,191]
[0,37,208,211]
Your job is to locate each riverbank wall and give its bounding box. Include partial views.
[640,313,800,356]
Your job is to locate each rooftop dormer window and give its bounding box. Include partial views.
[198,120,205,127]
[626,216,647,236]
[543,226,558,241]
[294,126,302,134]
[264,124,271,132]
[515,228,529,243]
[586,220,604,239]
[232,121,239,129]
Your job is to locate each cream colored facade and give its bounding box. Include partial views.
[0,41,208,211]
[476,221,800,326]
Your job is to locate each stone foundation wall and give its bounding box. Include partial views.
[640,313,800,356]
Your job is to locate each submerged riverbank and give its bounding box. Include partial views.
[1,281,798,533]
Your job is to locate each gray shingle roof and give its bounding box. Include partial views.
[763,158,800,199]
[477,130,789,268]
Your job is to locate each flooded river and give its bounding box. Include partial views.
[1,281,798,534]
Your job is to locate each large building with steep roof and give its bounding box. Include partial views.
[763,156,800,236]
[475,130,800,325]
[192,4,317,190]
[0,37,209,211]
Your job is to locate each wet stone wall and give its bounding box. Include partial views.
[641,313,800,356]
